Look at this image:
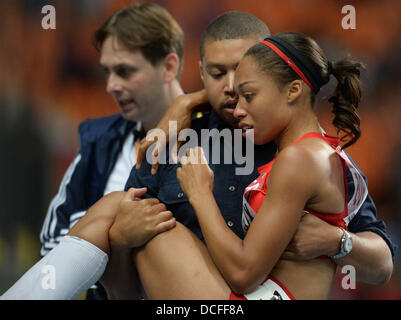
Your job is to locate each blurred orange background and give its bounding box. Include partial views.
[0,0,400,299]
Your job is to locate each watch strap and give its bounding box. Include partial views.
[331,228,352,259]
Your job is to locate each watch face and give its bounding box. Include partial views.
[344,238,353,252]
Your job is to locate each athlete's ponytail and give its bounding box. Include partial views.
[329,58,364,149]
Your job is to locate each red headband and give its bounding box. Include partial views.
[260,40,314,90]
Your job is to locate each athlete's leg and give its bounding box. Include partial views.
[135,222,231,300]
[68,191,231,300]
[68,191,125,254]
[1,192,125,300]
[68,191,144,299]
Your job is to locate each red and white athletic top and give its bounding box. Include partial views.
[231,132,368,300]
[242,132,363,235]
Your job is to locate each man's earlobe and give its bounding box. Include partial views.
[199,60,204,82]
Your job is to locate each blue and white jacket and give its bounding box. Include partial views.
[40,114,136,256]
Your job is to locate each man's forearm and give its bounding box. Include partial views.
[282,214,393,285]
[333,231,393,284]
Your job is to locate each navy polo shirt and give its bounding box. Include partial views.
[124,110,395,255]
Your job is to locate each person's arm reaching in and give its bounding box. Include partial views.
[136,89,209,175]
[281,162,394,285]
[281,213,393,284]
[99,162,175,299]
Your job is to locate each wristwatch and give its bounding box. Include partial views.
[331,228,353,259]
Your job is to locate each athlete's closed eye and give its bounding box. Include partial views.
[243,93,254,102]
[237,81,257,103]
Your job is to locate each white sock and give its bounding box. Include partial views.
[0,235,108,300]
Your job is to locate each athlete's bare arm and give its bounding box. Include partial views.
[177,145,341,296]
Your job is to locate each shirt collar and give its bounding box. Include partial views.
[208,109,231,131]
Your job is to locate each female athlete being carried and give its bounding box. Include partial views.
[134,32,365,300]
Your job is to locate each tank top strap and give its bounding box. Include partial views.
[292,132,340,150]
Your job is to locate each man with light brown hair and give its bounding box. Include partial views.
[34,2,185,299]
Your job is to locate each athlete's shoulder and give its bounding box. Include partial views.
[285,136,335,167]
[272,143,323,183]
[276,142,318,164]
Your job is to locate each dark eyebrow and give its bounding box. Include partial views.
[238,80,256,90]
[206,62,240,70]
[99,63,136,70]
